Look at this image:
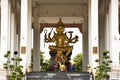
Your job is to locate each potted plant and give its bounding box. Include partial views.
[3,51,24,80]
[95,50,112,80]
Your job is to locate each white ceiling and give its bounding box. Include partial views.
[32,0,88,17]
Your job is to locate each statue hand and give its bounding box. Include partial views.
[44,34,47,40]
[75,35,79,42]
[48,32,51,38]
[75,35,78,39]
[48,32,51,36]
[48,28,53,37]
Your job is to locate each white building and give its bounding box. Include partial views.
[0,0,120,79]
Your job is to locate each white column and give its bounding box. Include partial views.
[0,0,11,67]
[33,16,40,71]
[8,0,11,51]
[32,4,40,71]
[82,12,89,71]
[17,10,21,57]
[20,0,32,73]
[26,0,32,69]
[99,1,108,63]
[88,0,98,70]
[33,27,40,71]
[109,0,119,65]
[10,13,17,57]
[0,15,1,53]
[105,14,110,51]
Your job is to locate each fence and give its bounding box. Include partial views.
[110,64,120,80]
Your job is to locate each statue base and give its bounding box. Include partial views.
[49,50,72,71]
[27,72,91,80]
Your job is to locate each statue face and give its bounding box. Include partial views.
[56,26,64,33]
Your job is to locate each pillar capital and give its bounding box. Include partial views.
[33,16,40,29]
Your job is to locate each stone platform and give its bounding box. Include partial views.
[27,72,92,80]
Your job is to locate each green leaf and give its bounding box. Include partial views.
[3,66,8,69]
[95,59,99,62]
[108,60,112,63]
[4,54,9,58]
[102,61,106,64]
[103,50,109,54]
[7,51,11,54]
[17,58,22,61]
[102,56,110,59]
[103,73,109,78]
[4,51,11,57]
[9,65,15,69]
[19,65,23,68]
[11,72,17,75]
[11,58,15,61]
[3,63,8,65]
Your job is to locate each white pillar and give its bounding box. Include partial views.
[105,14,110,51]
[109,0,119,65]
[17,10,21,57]
[88,0,98,70]
[82,12,89,71]
[33,15,40,71]
[8,0,11,51]
[0,0,11,67]
[0,15,1,53]
[20,0,32,73]
[26,0,32,69]
[33,27,40,71]
[10,13,17,57]
[99,1,109,63]
[32,4,40,71]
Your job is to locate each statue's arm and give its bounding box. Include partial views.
[44,31,52,42]
[64,32,78,44]
[44,32,56,43]
[51,32,56,42]
[66,31,78,43]
[64,33,70,44]
[70,35,79,43]
[68,35,79,43]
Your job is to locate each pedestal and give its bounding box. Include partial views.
[49,50,72,71]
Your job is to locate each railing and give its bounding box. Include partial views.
[110,63,120,80]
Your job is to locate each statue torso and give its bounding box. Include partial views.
[55,33,67,47]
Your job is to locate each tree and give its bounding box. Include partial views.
[95,50,112,80]
[40,52,50,71]
[3,51,24,80]
[73,53,82,71]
